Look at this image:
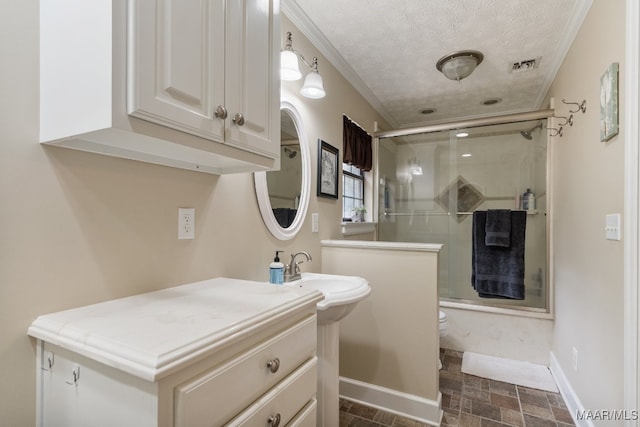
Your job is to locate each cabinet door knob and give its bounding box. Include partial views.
[266,357,280,373]
[214,105,228,120]
[268,413,281,426]
[233,113,245,126]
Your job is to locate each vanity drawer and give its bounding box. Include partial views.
[287,399,317,427]
[174,315,316,427]
[225,357,317,426]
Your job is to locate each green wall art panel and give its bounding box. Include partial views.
[600,62,619,142]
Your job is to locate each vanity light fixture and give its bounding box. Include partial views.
[281,32,326,99]
[456,131,469,138]
[436,50,484,81]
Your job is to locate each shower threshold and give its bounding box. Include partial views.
[440,297,552,319]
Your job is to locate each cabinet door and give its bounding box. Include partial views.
[224,0,280,158]
[128,0,226,142]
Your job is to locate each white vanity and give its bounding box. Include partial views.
[28,278,323,427]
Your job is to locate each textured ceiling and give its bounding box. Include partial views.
[283,0,592,129]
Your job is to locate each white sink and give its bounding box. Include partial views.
[289,272,371,324]
[285,272,370,426]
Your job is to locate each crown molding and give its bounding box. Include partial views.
[281,0,398,128]
[534,0,593,110]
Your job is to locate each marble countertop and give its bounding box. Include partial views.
[28,278,323,381]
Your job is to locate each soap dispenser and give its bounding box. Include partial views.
[269,251,284,285]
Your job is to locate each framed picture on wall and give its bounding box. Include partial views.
[600,62,619,142]
[317,140,339,199]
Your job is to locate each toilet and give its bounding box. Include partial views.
[439,310,449,369]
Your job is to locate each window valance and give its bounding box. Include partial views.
[343,115,372,171]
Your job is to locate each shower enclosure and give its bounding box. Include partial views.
[376,114,550,312]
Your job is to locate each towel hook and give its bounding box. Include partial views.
[553,113,573,127]
[547,126,563,137]
[561,99,587,114]
[65,364,80,386]
[41,352,55,371]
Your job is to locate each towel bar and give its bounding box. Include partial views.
[383,210,538,217]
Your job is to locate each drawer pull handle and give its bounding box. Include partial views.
[266,358,280,373]
[268,413,281,426]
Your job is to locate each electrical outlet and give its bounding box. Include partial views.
[572,347,578,372]
[178,208,195,240]
[312,213,319,233]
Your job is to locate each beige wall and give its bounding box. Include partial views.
[549,0,625,412]
[321,242,441,403]
[0,4,386,424]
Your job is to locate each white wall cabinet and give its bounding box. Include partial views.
[39,0,280,175]
[128,0,280,159]
[29,278,322,427]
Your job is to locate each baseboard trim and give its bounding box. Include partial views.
[549,351,594,427]
[339,376,442,426]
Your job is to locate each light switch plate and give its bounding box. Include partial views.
[312,213,319,233]
[605,213,621,241]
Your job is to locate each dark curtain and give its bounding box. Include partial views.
[343,115,372,171]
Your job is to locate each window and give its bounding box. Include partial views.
[342,163,364,220]
[342,114,371,222]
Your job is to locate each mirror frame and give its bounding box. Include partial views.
[254,100,311,240]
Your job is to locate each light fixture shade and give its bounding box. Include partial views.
[436,50,484,81]
[409,158,423,176]
[280,50,302,81]
[300,71,325,99]
[410,165,423,176]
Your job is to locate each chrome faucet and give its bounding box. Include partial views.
[284,251,312,282]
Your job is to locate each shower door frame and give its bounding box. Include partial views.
[373,109,555,319]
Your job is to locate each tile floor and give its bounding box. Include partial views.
[338,349,575,427]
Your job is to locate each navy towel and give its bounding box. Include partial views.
[485,209,511,247]
[472,210,527,300]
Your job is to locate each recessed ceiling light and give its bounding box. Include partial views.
[420,108,437,115]
[462,153,472,158]
[456,131,469,138]
[482,98,502,106]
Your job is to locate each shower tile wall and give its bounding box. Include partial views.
[378,122,548,309]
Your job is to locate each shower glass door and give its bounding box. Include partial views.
[377,119,548,311]
[377,129,456,297]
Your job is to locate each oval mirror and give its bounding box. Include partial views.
[255,101,311,240]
